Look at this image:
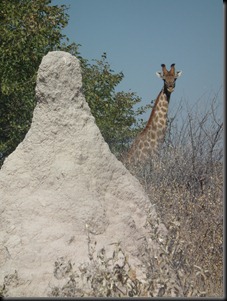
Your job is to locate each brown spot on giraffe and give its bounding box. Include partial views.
[151,122,157,131]
[161,106,168,113]
[158,111,164,118]
[159,118,165,125]
[138,141,143,149]
[144,141,150,148]
[150,131,156,140]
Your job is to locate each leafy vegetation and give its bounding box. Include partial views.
[0,0,76,165]
[80,53,151,156]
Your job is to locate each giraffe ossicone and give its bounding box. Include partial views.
[123,64,182,168]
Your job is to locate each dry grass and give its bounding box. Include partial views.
[48,219,184,297]
[47,156,223,297]
[130,95,224,297]
[144,160,223,297]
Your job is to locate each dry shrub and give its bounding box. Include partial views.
[133,94,223,297]
[145,164,223,297]
[48,223,183,297]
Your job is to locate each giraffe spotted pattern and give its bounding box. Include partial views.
[123,64,182,168]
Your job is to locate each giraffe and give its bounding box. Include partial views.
[123,63,182,168]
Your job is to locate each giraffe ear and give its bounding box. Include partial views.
[156,71,164,79]
[175,71,182,78]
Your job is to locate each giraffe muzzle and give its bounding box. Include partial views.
[167,87,174,93]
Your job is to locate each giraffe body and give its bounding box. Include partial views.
[123,64,182,168]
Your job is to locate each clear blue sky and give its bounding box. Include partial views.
[52,0,223,122]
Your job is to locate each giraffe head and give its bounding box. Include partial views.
[156,64,182,93]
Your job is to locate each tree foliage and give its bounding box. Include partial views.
[0,0,78,164]
[80,53,150,156]
[0,0,149,167]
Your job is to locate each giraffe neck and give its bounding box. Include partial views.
[124,89,171,166]
[143,88,170,137]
